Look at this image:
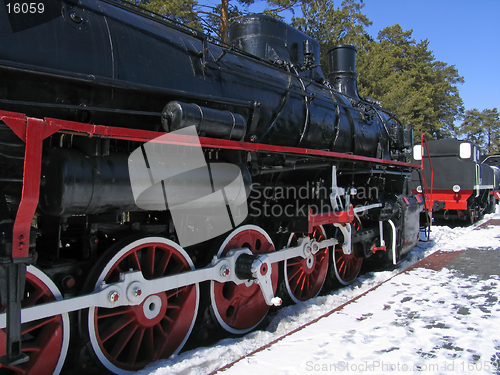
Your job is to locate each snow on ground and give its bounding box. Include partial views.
[220,269,500,375]
[141,211,500,375]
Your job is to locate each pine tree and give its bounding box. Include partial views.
[461,109,485,146]
[135,0,202,30]
[356,25,464,142]
[460,108,500,154]
[291,0,371,74]
[482,108,500,154]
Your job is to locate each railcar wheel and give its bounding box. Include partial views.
[467,207,479,224]
[0,266,70,375]
[84,236,199,374]
[282,226,329,303]
[331,223,363,285]
[210,225,278,334]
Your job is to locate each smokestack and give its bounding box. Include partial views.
[327,45,358,98]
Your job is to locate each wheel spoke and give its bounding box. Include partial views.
[162,315,175,325]
[154,322,167,338]
[145,327,154,353]
[113,264,124,275]
[296,271,307,292]
[286,258,303,267]
[109,324,138,359]
[155,251,172,278]
[169,262,185,276]
[145,246,156,279]
[129,250,142,272]
[128,327,146,365]
[166,304,181,311]
[21,316,59,335]
[287,264,304,280]
[97,306,130,319]
[99,315,135,343]
[165,288,183,300]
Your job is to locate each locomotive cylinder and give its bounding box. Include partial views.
[162,101,247,141]
[39,148,251,216]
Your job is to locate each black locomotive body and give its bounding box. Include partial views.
[0,1,423,374]
[411,138,500,223]
[0,0,411,156]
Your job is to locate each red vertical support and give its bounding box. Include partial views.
[0,114,60,364]
[0,113,61,259]
[11,118,45,258]
[420,134,434,223]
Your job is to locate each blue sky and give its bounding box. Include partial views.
[361,0,500,113]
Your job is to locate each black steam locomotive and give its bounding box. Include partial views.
[0,1,423,373]
[411,138,500,223]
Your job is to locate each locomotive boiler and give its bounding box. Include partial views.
[0,1,423,374]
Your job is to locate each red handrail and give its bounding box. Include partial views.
[420,134,434,221]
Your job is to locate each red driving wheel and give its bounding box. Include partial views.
[85,236,199,374]
[0,266,70,375]
[283,225,329,303]
[210,225,278,334]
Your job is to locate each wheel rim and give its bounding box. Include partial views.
[284,226,329,303]
[87,237,199,374]
[210,225,278,334]
[0,266,70,375]
[468,207,477,223]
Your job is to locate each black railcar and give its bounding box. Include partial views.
[411,138,499,223]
